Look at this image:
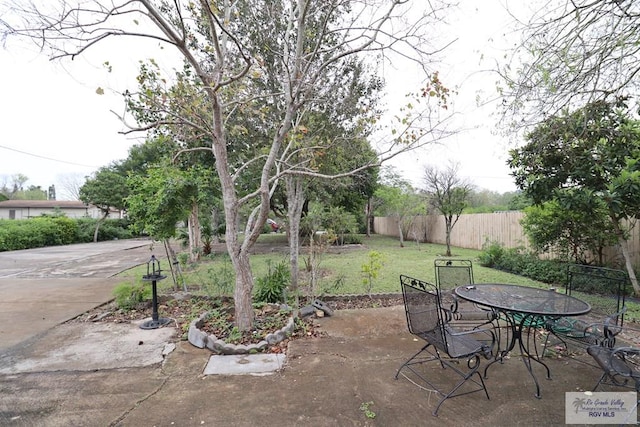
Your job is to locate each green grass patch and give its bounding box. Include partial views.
[113,234,640,322]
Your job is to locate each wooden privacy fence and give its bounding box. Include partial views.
[373,212,640,267]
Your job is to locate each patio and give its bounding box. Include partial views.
[1,304,635,426]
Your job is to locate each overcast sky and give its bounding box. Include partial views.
[0,1,522,200]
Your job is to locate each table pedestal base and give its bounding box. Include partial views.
[484,311,551,398]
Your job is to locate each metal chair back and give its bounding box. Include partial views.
[434,259,474,290]
[400,275,446,345]
[567,264,628,326]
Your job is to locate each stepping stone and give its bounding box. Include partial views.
[203,354,286,376]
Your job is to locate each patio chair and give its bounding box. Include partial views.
[434,259,497,328]
[587,345,640,393]
[395,274,494,416]
[544,264,628,354]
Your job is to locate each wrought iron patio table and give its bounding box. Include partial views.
[454,284,591,398]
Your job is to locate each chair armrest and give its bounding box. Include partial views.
[444,324,496,359]
[582,307,628,344]
[611,346,640,358]
[603,306,627,335]
[446,324,494,337]
[607,346,640,382]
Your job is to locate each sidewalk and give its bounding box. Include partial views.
[0,304,611,426]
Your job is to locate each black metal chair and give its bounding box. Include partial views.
[395,274,494,416]
[545,264,628,354]
[587,345,640,392]
[434,259,497,327]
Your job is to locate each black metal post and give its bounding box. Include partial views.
[151,279,159,322]
[140,255,171,330]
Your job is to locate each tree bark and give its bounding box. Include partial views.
[93,211,109,243]
[445,218,452,256]
[187,201,201,262]
[232,250,254,329]
[286,176,305,306]
[396,216,404,247]
[611,218,640,295]
[365,198,373,238]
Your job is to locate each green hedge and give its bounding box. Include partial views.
[75,218,134,243]
[477,241,568,285]
[0,217,135,251]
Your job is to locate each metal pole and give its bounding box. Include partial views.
[151,280,159,322]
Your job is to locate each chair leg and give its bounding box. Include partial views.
[542,329,568,358]
[395,343,431,380]
[432,355,489,416]
[592,372,608,392]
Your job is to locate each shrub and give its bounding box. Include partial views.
[339,234,363,245]
[51,216,78,245]
[254,259,290,304]
[97,219,134,240]
[0,216,78,251]
[477,240,567,285]
[76,218,134,242]
[477,240,504,268]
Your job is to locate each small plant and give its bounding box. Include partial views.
[202,254,234,296]
[254,259,290,304]
[320,273,347,295]
[177,252,189,268]
[361,250,385,296]
[359,401,376,419]
[227,326,242,342]
[113,282,151,310]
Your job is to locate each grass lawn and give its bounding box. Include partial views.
[117,233,640,322]
[120,233,549,294]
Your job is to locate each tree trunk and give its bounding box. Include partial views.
[444,219,452,257]
[208,89,256,332]
[93,211,109,243]
[188,201,201,263]
[232,250,254,329]
[365,198,373,238]
[286,176,305,307]
[211,207,220,244]
[396,216,404,247]
[611,219,640,295]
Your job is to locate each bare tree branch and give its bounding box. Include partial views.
[500,0,640,130]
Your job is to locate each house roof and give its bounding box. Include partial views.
[0,200,89,209]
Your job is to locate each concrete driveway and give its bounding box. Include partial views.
[0,238,159,350]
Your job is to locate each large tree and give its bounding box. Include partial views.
[79,165,129,241]
[423,162,473,256]
[521,197,617,264]
[509,98,640,294]
[374,167,423,247]
[2,1,453,330]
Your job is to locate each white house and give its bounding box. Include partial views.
[0,200,121,220]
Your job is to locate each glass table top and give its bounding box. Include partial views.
[454,283,591,316]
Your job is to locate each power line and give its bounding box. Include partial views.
[0,144,98,168]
